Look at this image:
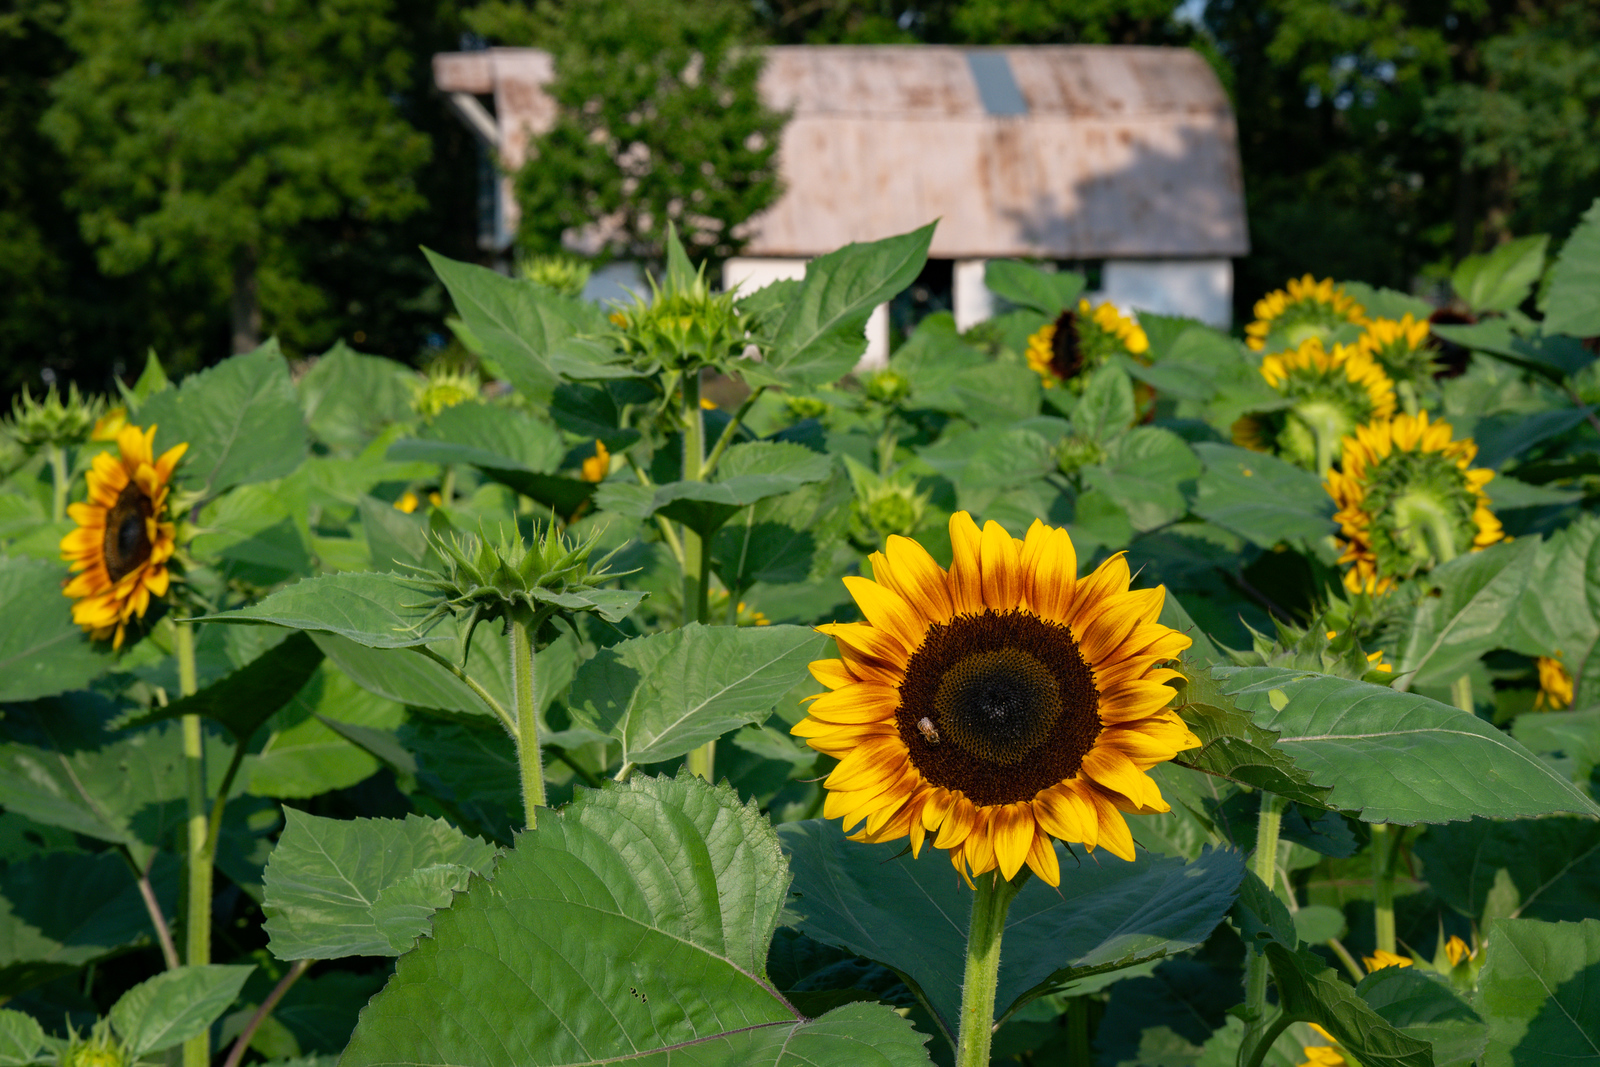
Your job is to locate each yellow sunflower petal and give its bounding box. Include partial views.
[979,520,1023,612]
[947,511,985,614]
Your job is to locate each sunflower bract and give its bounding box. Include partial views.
[792,511,1199,887]
[59,423,187,649]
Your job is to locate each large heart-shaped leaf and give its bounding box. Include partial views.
[1191,444,1334,548]
[983,260,1085,316]
[261,809,498,960]
[1216,667,1600,823]
[340,773,932,1067]
[386,402,564,478]
[1540,199,1600,337]
[1393,539,1537,688]
[1414,816,1600,924]
[0,555,111,702]
[1358,965,1487,1067]
[1476,916,1600,1067]
[190,572,449,649]
[118,631,322,741]
[568,623,828,768]
[779,818,1243,1045]
[109,965,254,1057]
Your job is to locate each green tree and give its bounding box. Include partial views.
[42,0,432,354]
[471,0,786,265]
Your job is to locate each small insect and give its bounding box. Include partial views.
[916,717,941,744]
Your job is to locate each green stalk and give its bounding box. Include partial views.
[1242,792,1287,1035]
[955,870,1028,1067]
[47,444,69,522]
[1066,995,1091,1067]
[439,463,455,506]
[1371,823,1395,955]
[681,368,716,779]
[511,616,545,829]
[1450,674,1474,714]
[701,385,765,478]
[177,622,211,1067]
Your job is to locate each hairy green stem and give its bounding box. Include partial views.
[681,369,717,778]
[1241,1013,1295,1067]
[1327,936,1365,983]
[47,444,68,523]
[956,870,1028,1067]
[1242,792,1288,1042]
[626,454,686,567]
[1371,824,1408,955]
[439,463,455,506]
[177,623,211,1067]
[221,958,312,1067]
[512,617,544,829]
[701,385,765,478]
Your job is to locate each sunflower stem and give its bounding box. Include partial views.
[681,367,716,779]
[47,444,68,522]
[512,616,546,829]
[176,622,212,1067]
[1240,1013,1294,1067]
[1066,995,1091,1067]
[1242,791,1287,1040]
[1371,823,1401,955]
[955,870,1027,1067]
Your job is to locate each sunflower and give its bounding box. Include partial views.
[580,439,611,483]
[1245,275,1368,352]
[791,511,1199,886]
[1299,1025,1347,1067]
[1324,412,1503,595]
[59,424,187,649]
[1237,338,1397,473]
[1026,299,1149,393]
[1357,315,1437,388]
[1363,949,1412,972]
[1535,656,1573,710]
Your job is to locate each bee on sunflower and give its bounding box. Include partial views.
[1324,411,1503,595]
[1233,337,1397,475]
[1025,299,1149,394]
[1245,275,1368,353]
[59,423,188,649]
[791,511,1199,887]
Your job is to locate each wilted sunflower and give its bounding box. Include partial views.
[1235,338,1396,473]
[792,512,1199,886]
[1534,656,1573,710]
[59,424,187,649]
[1245,275,1368,352]
[1325,412,1503,595]
[1026,299,1149,393]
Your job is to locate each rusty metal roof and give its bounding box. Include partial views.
[433,45,1249,259]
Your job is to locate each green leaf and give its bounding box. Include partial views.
[190,572,449,649]
[1476,916,1600,1067]
[1509,514,1600,664]
[1358,962,1487,1067]
[568,623,828,766]
[1191,444,1334,548]
[1414,816,1600,925]
[1513,708,1600,786]
[386,403,564,479]
[983,260,1084,316]
[1261,943,1431,1067]
[1216,666,1600,822]
[339,772,933,1067]
[297,343,416,453]
[780,820,1243,1043]
[1232,868,1297,950]
[191,478,314,586]
[110,964,254,1056]
[0,555,111,702]
[261,808,498,959]
[757,223,936,388]
[1082,427,1201,532]
[598,445,834,537]
[1340,282,1435,322]
[139,340,308,497]
[1394,539,1537,687]
[311,633,502,719]
[1072,364,1136,443]
[247,662,407,800]
[119,632,322,740]
[0,851,177,997]
[1452,235,1549,314]
[423,249,615,403]
[1173,664,1333,808]
[0,1009,47,1067]
[1541,199,1600,337]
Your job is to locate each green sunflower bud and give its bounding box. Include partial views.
[5,383,105,450]
[1056,433,1105,476]
[612,266,746,371]
[520,254,592,298]
[863,370,911,405]
[783,394,830,422]
[59,1020,128,1067]
[407,520,643,657]
[410,367,481,419]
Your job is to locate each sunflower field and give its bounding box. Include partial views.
[3,202,1600,1067]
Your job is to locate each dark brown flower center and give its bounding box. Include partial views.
[897,609,1101,807]
[103,481,154,582]
[1049,309,1083,382]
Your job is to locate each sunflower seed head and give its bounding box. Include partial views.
[4,383,105,449]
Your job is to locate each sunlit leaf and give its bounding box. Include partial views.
[1476,916,1600,1067]
[110,965,254,1056]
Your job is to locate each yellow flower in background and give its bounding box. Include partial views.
[1366,649,1393,674]
[1363,948,1413,971]
[1325,412,1503,595]
[395,492,421,514]
[1026,299,1149,392]
[1238,337,1396,472]
[1299,1025,1347,1067]
[91,407,129,442]
[1358,315,1437,387]
[59,424,187,649]
[581,440,611,483]
[1535,656,1573,710]
[792,511,1198,886]
[1245,275,1368,352]
[1443,935,1474,966]
[700,396,719,411]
